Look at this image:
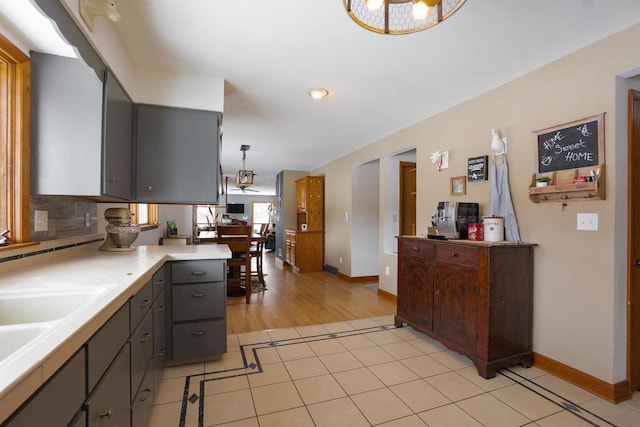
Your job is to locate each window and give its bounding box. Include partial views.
[193,205,219,231]
[252,202,274,233]
[0,33,30,245]
[129,203,158,230]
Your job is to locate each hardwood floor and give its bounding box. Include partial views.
[225,251,397,334]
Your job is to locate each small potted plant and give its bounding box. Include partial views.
[166,220,178,236]
[535,176,552,187]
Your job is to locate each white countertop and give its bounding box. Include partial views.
[0,241,231,424]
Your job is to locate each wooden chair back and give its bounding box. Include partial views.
[216,225,252,303]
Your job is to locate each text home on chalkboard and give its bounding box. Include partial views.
[533,113,605,173]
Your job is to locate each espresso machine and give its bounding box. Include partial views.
[99,208,141,251]
[431,202,479,239]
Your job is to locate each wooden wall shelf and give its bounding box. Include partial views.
[528,165,605,203]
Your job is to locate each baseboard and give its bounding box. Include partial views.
[377,288,397,302]
[533,352,631,403]
[337,273,379,283]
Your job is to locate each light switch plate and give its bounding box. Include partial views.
[577,213,598,231]
[35,210,48,232]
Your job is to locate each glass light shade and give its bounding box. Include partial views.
[366,0,384,10]
[344,0,466,35]
[412,1,428,20]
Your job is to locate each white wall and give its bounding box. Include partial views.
[351,160,380,278]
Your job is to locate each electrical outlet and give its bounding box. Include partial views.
[85,212,91,227]
[34,210,48,232]
[339,256,343,264]
[577,213,598,231]
[385,266,390,276]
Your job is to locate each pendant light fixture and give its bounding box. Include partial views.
[344,0,466,35]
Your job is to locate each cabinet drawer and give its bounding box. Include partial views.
[172,320,226,360]
[436,244,479,267]
[401,239,435,260]
[172,282,225,322]
[130,280,153,334]
[152,265,166,302]
[86,303,129,392]
[171,260,225,284]
[130,310,153,401]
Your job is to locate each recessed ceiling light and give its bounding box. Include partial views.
[307,88,329,100]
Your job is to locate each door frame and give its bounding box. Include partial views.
[628,89,640,392]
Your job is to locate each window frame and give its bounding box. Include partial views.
[0,33,30,247]
[129,203,159,231]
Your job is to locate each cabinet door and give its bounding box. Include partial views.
[86,344,131,427]
[30,52,104,196]
[398,254,435,331]
[135,104,220,204]
[296,179,307,212]
[433,262,479,352]
[102,71,132,199]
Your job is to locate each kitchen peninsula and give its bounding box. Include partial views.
[0,237,231,425]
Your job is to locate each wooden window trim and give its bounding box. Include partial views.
[0,33,30,244]
[129,203,159,231]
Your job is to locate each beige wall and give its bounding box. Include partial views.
[314,23,640,384]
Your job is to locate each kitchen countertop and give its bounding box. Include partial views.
[0,241,231,424]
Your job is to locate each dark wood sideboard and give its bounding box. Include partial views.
[396,237,536,379]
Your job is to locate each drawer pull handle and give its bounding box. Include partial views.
[450,252,458,257]
[139,299,151,308]
[155,279,165,285]
[190,271,207,276]
[158,348,166,356]
[191,293,207,298]
[192,330,206,336]
[413,246,420,252]
[140,332,152,342]
[99,409,114,419]
[157,305,165,311]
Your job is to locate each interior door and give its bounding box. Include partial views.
[399,161,417,236]
[629,89,640,391]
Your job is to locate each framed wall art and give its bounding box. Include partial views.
[450,176,466,196]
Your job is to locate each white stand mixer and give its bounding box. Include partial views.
[99,208,141,251]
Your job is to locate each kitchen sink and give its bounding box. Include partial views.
[0,287,108,326]
[0,323,55,362]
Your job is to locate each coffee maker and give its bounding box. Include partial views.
[432,202,479,239]
[99,208,141,251]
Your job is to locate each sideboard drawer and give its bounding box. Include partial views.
[171,260,225,284]
[401,239,435,260]
[436,244,479,267]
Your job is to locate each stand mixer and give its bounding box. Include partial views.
[99,208,141,251]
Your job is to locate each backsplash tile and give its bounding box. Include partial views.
[30,195,98,241]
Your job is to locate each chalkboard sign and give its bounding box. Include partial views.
[534,113,605,173]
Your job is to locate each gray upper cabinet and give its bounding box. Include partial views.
[134,104,220,204]
[30,53,133,201]
[102,71,133,200]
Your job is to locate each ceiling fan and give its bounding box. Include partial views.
[231,145,259,193]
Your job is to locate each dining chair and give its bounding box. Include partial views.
[249,224,269,289]
[216,225,252,303]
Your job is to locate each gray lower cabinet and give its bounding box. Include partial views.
[86,344,131,427]
[2,265,167,427]
[167,260,227,361]
[2,347,86,427]
[134,104,221,204]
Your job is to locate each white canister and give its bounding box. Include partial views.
[483,216,504,242]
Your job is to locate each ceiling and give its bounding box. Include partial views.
[3,1,640,196]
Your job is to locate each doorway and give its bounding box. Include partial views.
[628,89,640,391]
[399,161,416,236]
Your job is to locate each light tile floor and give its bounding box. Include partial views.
[148,316,640,427]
